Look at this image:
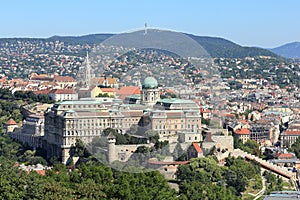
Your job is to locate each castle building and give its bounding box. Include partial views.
[8,115,45,149]
[143,109,201,141]
[43,99,144,163]
[41,76,203,164]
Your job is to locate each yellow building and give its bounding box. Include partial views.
[78,85,102,99]
[98,88,117,97]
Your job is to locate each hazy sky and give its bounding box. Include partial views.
[1,0,299,48]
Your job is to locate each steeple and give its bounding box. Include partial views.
[85,51,91,88]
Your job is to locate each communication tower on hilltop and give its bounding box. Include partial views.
[144,23,148,35]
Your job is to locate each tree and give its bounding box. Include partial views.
[289,137,300,158]
[111,171,176,199]
[224,156,258,194]
[179,181,238,200]
[173,143,186,161]
[73,139,91,158]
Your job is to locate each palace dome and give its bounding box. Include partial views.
[142,77,158,89]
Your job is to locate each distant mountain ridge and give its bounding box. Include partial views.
[270,42,300,59]
[47,33,280,58]
[48,34,113,45]
[0,33,280,58]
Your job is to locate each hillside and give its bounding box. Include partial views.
[186,34,279,58]
[48,34,113,45]
[270,42,300,59]
[47,33,280,58]
[0,33,280,58]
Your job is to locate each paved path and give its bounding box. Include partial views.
[253,176,266,200]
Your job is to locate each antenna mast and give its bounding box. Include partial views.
[144,23,148,35]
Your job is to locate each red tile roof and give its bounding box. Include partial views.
[35,170,46,175]
[100,88,116,92]
[34,89,50,95]
[285,130,300,135]
[50,89,76,94]
[234,128,250,135]
[29,73,53,81]
[6,118,17,125]
[26,170,46,176]
[225,113,236,117]
[117,86,141,100]
[201,109,211,113]
[278,153,294,159]
[53,75,76,82]
[192,142,202,153]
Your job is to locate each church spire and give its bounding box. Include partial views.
[85,51,91,88]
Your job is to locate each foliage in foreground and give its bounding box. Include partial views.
[176,156,261,199]
[0,157,176,200]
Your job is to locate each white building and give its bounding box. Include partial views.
[48,89,78,101]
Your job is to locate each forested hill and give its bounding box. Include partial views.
[186,34,280,58]
[48,34,113,45]
[270,42,300,59]
[0,33,280,58]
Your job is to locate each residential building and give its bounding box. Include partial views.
[53,75,77,89]
[187,142,203,160]
[99,88,117,97]
[234,128,250,143]
[91,77,118,88]
[48,89,78,101]
[78,85,101,99]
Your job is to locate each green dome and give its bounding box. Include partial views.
[143,77,158,89]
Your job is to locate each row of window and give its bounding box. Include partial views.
[61,104,103,109]
[66,118,139,124]
[66,130,102,136]
[156,119,200,123]
[155,124,199,130]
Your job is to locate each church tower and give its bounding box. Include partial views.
[84,51,91,88]
[141,77,160,106]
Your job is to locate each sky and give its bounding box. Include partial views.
[1,0,300,48]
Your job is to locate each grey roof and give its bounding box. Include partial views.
[263,191,300,199]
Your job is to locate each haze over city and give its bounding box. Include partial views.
[1,0,300,48]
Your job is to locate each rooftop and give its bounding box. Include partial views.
[192,142,202,153]
[234,128,250,135]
